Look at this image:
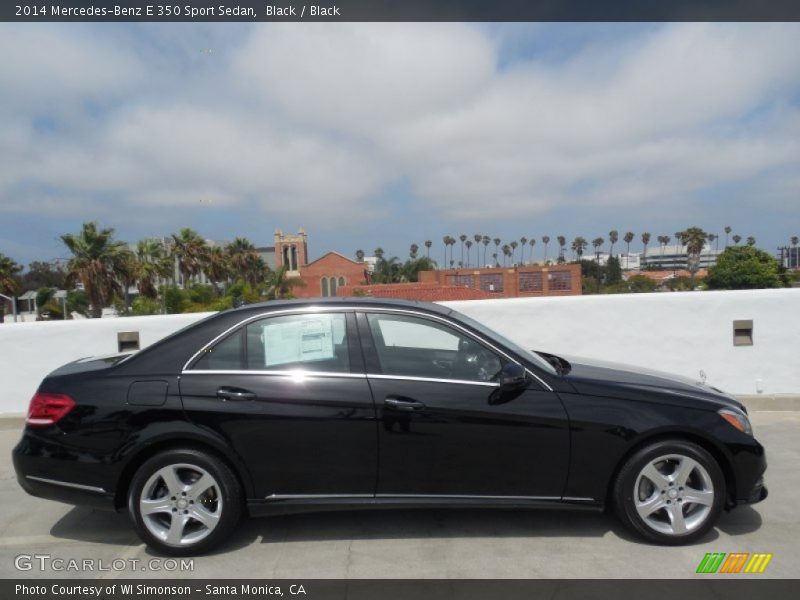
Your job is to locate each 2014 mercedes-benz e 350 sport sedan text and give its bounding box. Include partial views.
[13,298,767,555]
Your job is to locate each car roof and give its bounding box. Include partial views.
[233,296,454,316]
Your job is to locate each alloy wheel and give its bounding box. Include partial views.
[139,463,223,547]
[633,453,715,536]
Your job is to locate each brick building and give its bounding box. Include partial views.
[275,228,581,301]
[417,264,582,298]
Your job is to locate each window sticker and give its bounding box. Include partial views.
[263,315,336,367]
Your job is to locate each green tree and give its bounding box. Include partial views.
[542,236,550,262]
[626,275,657,293]
[21,261,66,292]
[705,246,784,290]
[355,248,365,262]
[724,226,732,248]
[0,253,22,321]
[203,245,231,292]
[424,240,432,258]
[61,222,127,318]
[606,256,622,285]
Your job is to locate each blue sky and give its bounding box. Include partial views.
[1,22,798,266]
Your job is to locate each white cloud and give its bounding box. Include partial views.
[0,22,799,237]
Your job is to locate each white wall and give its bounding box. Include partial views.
[0,313,213,415]
[0,289,797,415]
[445,288,800,397]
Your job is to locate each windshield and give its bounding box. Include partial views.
[451,310,558,376]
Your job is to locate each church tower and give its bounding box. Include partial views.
[274,228,308,277]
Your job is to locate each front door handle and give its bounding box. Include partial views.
[384,396,426,411]
[217,387,256,401]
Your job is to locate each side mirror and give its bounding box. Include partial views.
[497,363,529,391]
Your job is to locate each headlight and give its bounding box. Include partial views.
[718,408,753,436]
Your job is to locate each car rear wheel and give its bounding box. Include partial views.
[613,440,725,545]
[128,448,242,555]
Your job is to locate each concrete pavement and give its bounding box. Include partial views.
[0,412,797,579]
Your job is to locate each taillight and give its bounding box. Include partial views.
[26,392,76,427]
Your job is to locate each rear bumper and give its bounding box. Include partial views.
[12,433,117,511]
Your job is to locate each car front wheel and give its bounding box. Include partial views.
[128,448,242,555]
[613,440,725,545]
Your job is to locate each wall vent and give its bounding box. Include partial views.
[733,320,753,346]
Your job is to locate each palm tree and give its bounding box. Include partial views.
[542,236,550,263]
[465,240,473,266]
[482,236,490,266]
[509,241,519,265]
[441,236,449,269]
[608,230,619,257]
[746,236,756,247]
[0,253,22,323]
[519,237,528,264]
[374,247,385,260]
[171,228,206,287]
[592,237,604,262]
[501,244,511,266]
[409,243,419,259]
[135,238,171,299]
[447,237,457,269]
[424,240,432,258]
[623,232,634,257]
[680,227,708,288]
[493,238,501,265]
[724,226,732,248]
[203,245,230,292]
[659,235,671,263]
[641,232,651,260]
[529,238,536,264]
[355,249,365,262]
[473,234,482,260]
[733,235,742,245]
[61,222,127,318]
[227,237,262,285]
[458,234,467,266]
[115,249,139,312]
[557,236,566,262]
[263,265,301,300]
[572,237,588,260]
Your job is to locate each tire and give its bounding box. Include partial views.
[613,440,725,545]
[128,448,242,555]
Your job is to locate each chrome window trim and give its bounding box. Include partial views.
[367,374,500,387]
[180,305,553,391]
[181,370,366,379]
[26,475,106,494]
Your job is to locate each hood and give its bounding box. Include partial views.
[552,354,745,412]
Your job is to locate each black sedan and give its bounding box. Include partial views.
[13,298,766,554]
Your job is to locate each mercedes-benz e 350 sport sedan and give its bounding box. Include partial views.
[13,298,767,554]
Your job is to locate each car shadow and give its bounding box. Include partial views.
[208,508,648,556]
[49,504,763,556]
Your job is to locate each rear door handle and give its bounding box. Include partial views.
[217,387,256,401]
[384,396,426,411]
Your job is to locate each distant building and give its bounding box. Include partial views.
[417,264,582,298]
[640,244,721,271]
